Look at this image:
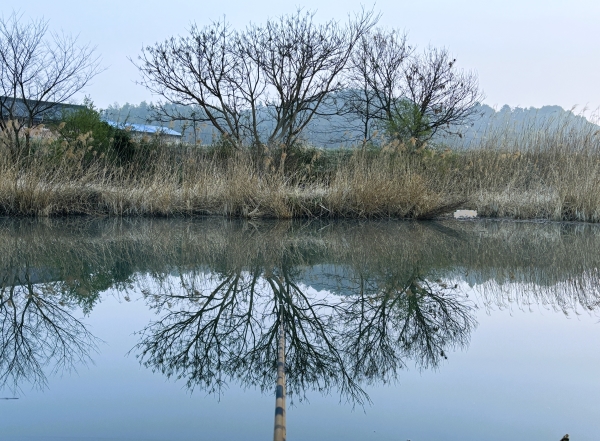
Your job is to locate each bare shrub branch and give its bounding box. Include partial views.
[0,12,101,158]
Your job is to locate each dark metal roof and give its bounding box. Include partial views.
[0,96,85,123]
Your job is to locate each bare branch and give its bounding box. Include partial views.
[343,28,412,143]
[344,32,483,147]
[135,9,378,151]
[0,12,102,158]
[242,8,377,147]
[401,47,484,143]
[135,20,260,148]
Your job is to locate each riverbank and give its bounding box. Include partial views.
[1,121,599,221]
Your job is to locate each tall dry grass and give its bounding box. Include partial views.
[449,112,600,221]
[0,137,458,219]
[1,111,600,221]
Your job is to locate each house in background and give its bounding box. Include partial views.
[105,121,182,144]
[0,96,85,125]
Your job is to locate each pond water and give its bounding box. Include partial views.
[1,218,599,441]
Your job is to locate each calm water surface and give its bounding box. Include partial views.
[1,218,599,440]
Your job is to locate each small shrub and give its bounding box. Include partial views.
[57,100,138,166]
[58,100,114,163]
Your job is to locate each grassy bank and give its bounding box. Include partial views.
[1,118,599,221]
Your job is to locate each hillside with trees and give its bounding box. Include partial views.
[102,100,599,148]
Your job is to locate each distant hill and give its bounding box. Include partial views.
[443,104,599,149]
[102,101,599,149]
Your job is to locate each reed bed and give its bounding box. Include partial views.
[453,114,600,221]
[1,114,599,221]
[0,143,459,219]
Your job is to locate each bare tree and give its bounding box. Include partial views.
[0,12,101,159]
[137,12,479,151]
[240,9,377,149]
[346,34,483,147]
[136,10,377,153]
[343,28,412,144]
[399,47,483,145]
[136,20,263,150]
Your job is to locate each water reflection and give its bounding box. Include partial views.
[135,260,475,404]
[1,218,600,401]
[338,270,474,379]
[0,263,98,392]
[135,268,369,403]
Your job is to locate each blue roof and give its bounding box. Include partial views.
[105,120,181,137]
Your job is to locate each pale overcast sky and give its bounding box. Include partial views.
[1,0,599,114]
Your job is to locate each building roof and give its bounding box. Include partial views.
[0,96,85,123]
[105,120,182,137]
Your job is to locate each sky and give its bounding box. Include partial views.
[1,0,599,115]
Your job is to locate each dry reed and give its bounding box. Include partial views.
[1,112,599,221]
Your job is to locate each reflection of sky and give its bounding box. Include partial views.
[2,283,600,441]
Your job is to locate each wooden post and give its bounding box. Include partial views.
[273,316,286,441]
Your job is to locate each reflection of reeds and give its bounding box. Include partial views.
[2,218,600,314]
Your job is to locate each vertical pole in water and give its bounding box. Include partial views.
[273,311,286,441]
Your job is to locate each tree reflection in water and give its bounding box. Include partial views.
[339,270,475,384]
[0,269,98,393]
[134,256,475,405]
[2,217,600,405]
